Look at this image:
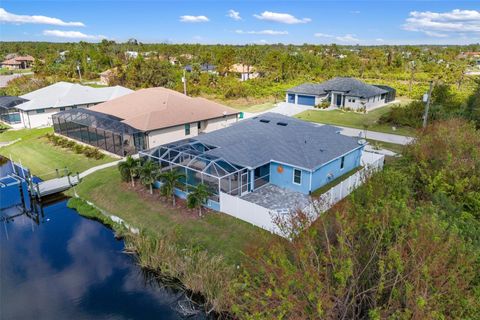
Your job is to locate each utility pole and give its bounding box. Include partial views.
[423,80,434,128]
[76,63,82,83]
[182,69,187,95]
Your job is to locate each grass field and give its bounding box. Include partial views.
[367,139,406,154]
[228,101,276,113]
[296,102,416,137]
[72,167,272,264]
[0,128,116,179]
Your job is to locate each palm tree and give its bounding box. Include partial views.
[139,160,160,194]
[187,183,211,217]
[118,156,140,187]
[158,169,185,206]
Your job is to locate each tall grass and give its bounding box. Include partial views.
[69,197,235,315]
[124,232,235,315]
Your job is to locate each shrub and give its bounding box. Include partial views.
[379,101,424,128]
[73,144,84,154]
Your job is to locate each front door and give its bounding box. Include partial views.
[336,94,342,107]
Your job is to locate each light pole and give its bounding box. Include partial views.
[182,68,187,95]
[76,63,82,83]
[422,81,434,128]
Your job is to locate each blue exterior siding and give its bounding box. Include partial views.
[311,147,363,192]
[269,162,311,194]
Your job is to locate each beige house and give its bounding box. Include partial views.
[1,55,34,70]
[99,68,117,85]
[229,63,259,81]
[53,87,239,156]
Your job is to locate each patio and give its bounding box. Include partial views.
[241,184,311,214]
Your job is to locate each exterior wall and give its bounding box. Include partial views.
[202,114,238,133]
[147,123,199,148]
[147,115,237,149]
[269,162,311,194]
[334,94,387,110]
[364,95,387,109]
[19,105,93,128]
[311,147,363,192]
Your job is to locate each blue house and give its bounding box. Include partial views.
[141,113,364,211]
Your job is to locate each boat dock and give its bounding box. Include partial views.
[32,174,80,198]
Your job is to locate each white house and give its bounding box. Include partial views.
[9,82,133,129]
[229,64,259,81]
[286,77,396,111]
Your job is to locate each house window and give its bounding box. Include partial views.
[184,123,191,135]
[36,109,45,114]
[197,121,201,129]
[352,99,356,103]
[340,156,345,169]
[59,107,65,111]
[293,168,302,185]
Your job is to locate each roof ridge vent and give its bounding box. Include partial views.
[276,122,288,126]
[259,119,270,123]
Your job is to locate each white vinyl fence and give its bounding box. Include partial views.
[219,192,280,234]
[220,151,385,238]
[303,152,385,216]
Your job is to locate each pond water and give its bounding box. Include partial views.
[0,199,206,320]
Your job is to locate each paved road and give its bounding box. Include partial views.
[0,73,33,88]
[332,125,414,145]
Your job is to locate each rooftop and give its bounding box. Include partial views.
[191,112,363,171]
[287,77,388,98]
[16,82,133,111]
[89,87,239,132]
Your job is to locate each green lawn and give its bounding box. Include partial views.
[296,103,417,137]
[0,128,116,179]
[0,68,33,75]
[72,167,272,264]
[229,102,276,113]
[366,139,406,154]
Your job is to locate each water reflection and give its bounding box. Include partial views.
[0,200,205,320]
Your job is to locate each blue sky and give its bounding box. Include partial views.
[1,1,479,45]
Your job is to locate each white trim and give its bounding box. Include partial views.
[292,168,302,185]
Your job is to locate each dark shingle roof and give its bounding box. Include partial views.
[287,77,388,98]
[0,96,28,109]
[194,113,363,171]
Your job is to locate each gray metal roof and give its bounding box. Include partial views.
[0,96,28,109]
[193,113,363,171]
[287,77,388,98]
[17,82,133,111]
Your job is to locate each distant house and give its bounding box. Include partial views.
[184,63,216,73]
[229,63,259,81]
[286,77,396,110]
[11,82,132,129]
[124,51,139,59]
[1,55,34,70]
[52,87,240,156]
[99,68,118,85]
[140,113,365,213]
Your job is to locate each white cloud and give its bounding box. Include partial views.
[0,8,84,26]
[43,30,105,40]
[403,9,480,37]
[254,11,311,24]
[235,29,288,35]
[227,9,241,21]
[350,10,361,14]
[254,39,269,45]
[375,38,384,42]
[314,32,335,38]
[315,32,360,43]
[179,15,209,23]
[335,34,360,43]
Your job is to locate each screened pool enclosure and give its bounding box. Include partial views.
[52,108,146,156]
[140,139,253,202]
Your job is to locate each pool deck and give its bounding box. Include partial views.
[241,184,311,213]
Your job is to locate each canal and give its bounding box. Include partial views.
[0,199,206,319]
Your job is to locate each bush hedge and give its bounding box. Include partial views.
[44,133,104,160]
